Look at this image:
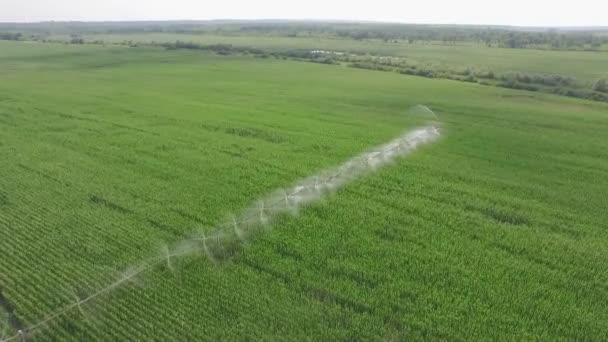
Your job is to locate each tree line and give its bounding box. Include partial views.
[2,21,607,50]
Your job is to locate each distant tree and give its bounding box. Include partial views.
[70,37,85,44]
[593,79,608,93]
[352,32,370,40]
[0,32,22,41]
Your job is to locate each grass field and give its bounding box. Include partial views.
[58,33,608,82]
[1,41,608,340]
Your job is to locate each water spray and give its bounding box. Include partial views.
[3,107,441,341]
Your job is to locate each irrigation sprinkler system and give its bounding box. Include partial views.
[2,109,440,341]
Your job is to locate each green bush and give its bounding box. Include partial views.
[475,70,495,79]
[0,32,22,41]
[552,87,608,102]
[498,79,539,91]
[311,57,337,65]
[501,72,575,87]
[592,79,608,93]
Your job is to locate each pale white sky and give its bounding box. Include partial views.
[1,0,607,27]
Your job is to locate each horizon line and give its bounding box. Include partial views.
[1,18,607,29]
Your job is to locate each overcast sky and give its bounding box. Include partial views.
[2,0,607,27]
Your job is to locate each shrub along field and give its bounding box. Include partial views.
[1,41,608,340]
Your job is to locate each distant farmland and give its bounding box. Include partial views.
[49,32,608,82]
[1,41,608,340]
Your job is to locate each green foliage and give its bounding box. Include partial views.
[70,37,85,44]
[161,40,264,55]
[399,68,436,78]
[474,70,495,79]
[552,87,608,102]
[593,79,608,93]
[0,32,22,40]
[497,79,539,91]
